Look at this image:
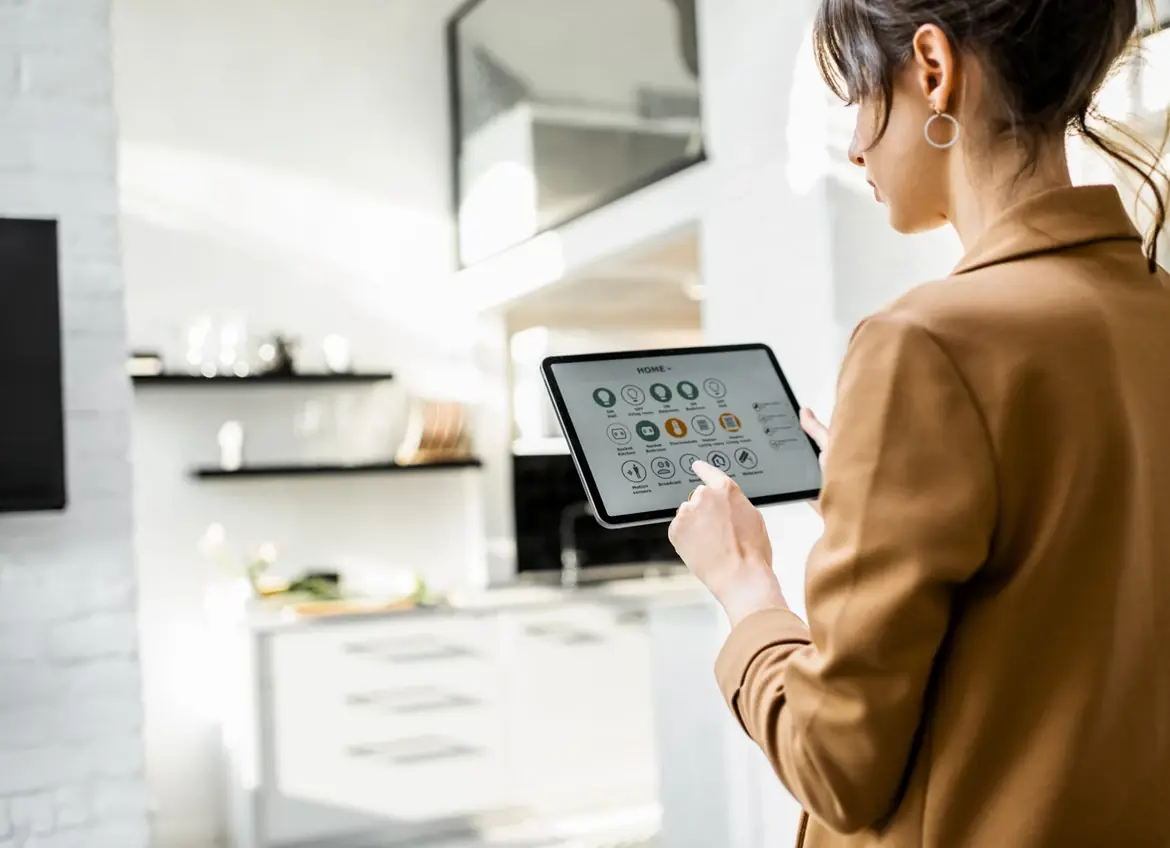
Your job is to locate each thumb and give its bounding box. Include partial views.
[800,408,829,450]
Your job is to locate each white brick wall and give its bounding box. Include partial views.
[0,1,149,847]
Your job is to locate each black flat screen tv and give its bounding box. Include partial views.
[0,218,66,512]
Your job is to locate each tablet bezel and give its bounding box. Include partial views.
[541,343,822,528]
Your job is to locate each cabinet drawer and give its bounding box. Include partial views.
[269,615,498,697]
[275,726,509,822]
[276,690,502,756]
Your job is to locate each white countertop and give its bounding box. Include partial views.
[243,569,710,632]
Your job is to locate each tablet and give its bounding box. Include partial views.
[542,344,822,528]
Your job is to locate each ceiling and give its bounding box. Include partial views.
[506,227,701,332]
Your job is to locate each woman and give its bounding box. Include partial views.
[669,1,1170,846]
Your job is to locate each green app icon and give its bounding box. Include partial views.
[636,420,661,442]
[593,387,617,408]
[677,381,699,401]
[649,383,673,403]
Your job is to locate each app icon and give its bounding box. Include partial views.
[635,420,661,442]
[593,387,617,408]
[703,378,728,399]
[664,418,688,439]
[621,385,646,406]
[691,415,716,437]
[621,460,648,483]
[719,412,742,433]
[707,450,731,471]
[734,448,759,469]
[677,381,700,401]
[649,383,673,403]
[679,454,701,476]
[651,457,677,479]
[607,423,632,445]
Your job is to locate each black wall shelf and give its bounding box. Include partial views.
[192,458,482,480]
[133,372,395,387]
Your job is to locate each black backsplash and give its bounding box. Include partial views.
[513,453,679,573]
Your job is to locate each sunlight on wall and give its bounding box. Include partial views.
[785,25,831,196]
[459,159,540,265]
[119,142,463,333]
[785,23,870,200]
[1141,28,1170,114]
[453,229,568,311]
[510,326,551,442]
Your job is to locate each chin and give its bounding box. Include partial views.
[888,206,947,235]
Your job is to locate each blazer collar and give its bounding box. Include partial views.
[952,185,1143,276]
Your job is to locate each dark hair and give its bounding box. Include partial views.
[813,0,1169,272]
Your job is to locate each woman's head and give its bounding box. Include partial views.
[814,0,1167,268]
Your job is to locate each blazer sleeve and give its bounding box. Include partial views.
[714,313,997,834]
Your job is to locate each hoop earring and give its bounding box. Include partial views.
[924,111,960,150]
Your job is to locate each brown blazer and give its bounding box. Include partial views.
[717,186,1170,847]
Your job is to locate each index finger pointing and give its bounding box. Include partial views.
[691,459,732,488]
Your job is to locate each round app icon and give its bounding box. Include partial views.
[621,385,646,406]
[621,460,648,483]
[707,450,731,471]
[703,378,728,399]
[649,383,673,403]
[677,381,700,401]
[733,447,759,469]
[719,412,742,433]
[635,420,661,442]
[651,457,677,479]
[593,387,617,408]
[679,454,701,476]
[691,415,716,437]
[607,423,632,445]
[664,418,688,439]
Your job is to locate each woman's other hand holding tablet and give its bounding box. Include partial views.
[669,460,788,626]
[800,407,830,516]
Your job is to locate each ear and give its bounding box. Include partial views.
[911,24,957,114]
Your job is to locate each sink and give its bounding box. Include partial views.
[447,584,564,610]
[595,572,701,598]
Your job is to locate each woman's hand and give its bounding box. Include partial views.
[669,460,788,626]
[800,408,830,516]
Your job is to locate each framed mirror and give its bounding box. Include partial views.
[448,0,703,267]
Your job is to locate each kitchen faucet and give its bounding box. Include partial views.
[558,501,593,589]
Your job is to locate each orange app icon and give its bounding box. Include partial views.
[664,417,688,438]
[719,412,742,433]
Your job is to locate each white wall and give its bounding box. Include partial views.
[0,2,150,847]
[111,1,473,845]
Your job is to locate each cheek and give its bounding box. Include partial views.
[852,104,878,154]
[869,114,922,191]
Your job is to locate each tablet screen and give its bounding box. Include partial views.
[544,345,821,526]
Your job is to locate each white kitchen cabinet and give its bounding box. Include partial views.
[268,613,510,824]
[224,591,671,848]
[503,602,658,815]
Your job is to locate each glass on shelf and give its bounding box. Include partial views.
[182,314,252,378]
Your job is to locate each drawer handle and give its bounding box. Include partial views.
[524,623,603,645]
[344,635,475,663]
[348,735,482,766]
[346,686,481,714]
[616,608,649,626]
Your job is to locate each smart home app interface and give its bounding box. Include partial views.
[551,349,821,517]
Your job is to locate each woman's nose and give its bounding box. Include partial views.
[848,131,865,167]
